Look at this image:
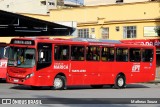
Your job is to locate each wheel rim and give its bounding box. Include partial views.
[54,78,63,89]
[118,78,124,87]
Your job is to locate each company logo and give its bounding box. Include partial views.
[54,63,69,69]
[0,61,7,68]
[132,64,140,72]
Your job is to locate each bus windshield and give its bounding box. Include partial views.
[8,47,35,68]
[0,47,5,59]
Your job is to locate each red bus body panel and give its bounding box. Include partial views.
[6,38,156,87]
[0,59,7,79]
[0,43,8,79]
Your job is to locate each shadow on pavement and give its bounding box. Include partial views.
[125,84,150,89]
[9,83,150,90]
[0,79,6,83]
[33,95,137,107]
[9,85,52,90]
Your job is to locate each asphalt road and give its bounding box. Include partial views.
[1,81,160,107]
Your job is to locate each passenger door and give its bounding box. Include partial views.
[37,43,52,71]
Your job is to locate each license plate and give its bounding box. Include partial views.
[13,79,19,82]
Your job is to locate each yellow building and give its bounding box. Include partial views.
[2,1,159,42]
[24,1,160,40]
[23,1,160,76]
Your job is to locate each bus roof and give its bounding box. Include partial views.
[10,37,155,48]
[70,38,121,44]
[10,37,121,44]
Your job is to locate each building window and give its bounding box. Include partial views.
[116,26,119,32]
[78,28,89,38]
[116,0,123,3]
[90,28,95,38]
[123,26,136,39]
[6,5,9,8]
[48,2,54,5]
[41,1,46,5]
[91,28,95,33]
[101,27,109,39]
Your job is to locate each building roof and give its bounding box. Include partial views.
[0,9,74,36]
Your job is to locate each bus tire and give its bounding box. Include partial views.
[53,75,66,90]
[114,74,126,89]
[91,85,103,88]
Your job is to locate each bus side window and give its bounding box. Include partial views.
[101,47,108,61]
[54,45,69,61]
[109,48,115,61]
[129,48,141,62]
[86,46,100,61]
[123,49,128,62]
[142,49,153,62]
[86,47,93,60]
[71,46,84,61]
[101,47,115,61]
[116,48,128,62]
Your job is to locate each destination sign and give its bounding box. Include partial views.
[11,39,35,45]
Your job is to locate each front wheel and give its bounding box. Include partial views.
[53,75,66,90]
[114,74,126,89]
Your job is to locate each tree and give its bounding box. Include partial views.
[155,26,160,36]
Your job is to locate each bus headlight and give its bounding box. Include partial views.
[30,73,34,77]
[26,75,30,79]
[25,73,34,79]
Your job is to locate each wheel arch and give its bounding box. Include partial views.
[116,72,126,80]
[55,72,66,78]
[53,72,67,90]
[114,72,126,89]
[55,72,67,84]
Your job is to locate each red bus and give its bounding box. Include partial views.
[6,37,156,89]
[0,42,8,80]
